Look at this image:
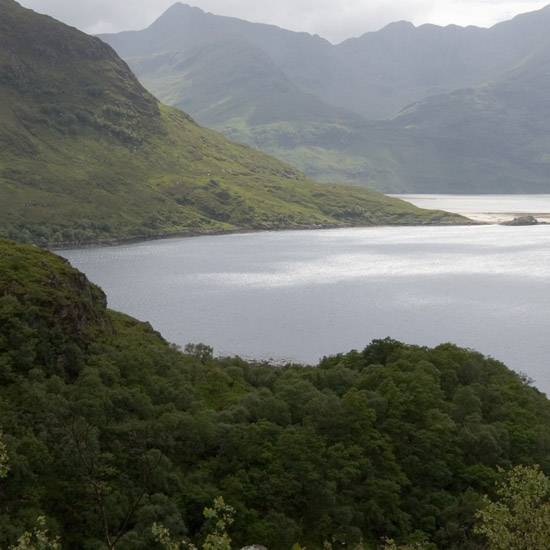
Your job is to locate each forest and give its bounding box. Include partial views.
[1,238,550,549]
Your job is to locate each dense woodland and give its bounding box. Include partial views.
[1,239,550,549]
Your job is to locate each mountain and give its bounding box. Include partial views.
[332,6,550,119]
[100,3,368,183]
[2,238,550,549]
[102,2,550,121]
[0,0,461,247]
[100,3,550,193]
[378,45,550,192]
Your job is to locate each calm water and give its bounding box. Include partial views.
[59,203,550,394]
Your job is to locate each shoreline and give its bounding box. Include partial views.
[458,212,550,224]
[44,218,477,251]
[44,223,346,251]
[43,213,548,252]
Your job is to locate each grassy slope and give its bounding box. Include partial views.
[0,0,466,247]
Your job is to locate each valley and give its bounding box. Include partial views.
[100,3,550,193]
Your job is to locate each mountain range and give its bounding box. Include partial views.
[0,0,461,247]
[100,3,550,193]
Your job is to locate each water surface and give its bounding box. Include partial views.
[60,222,550,395]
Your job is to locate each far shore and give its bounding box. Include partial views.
[459,212,550,223]
[44,218,477,251]
[44,194,550,252]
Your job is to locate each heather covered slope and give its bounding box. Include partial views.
[2,238,550,549]
[0,0,461,246]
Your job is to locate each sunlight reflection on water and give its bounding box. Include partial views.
[59,221,550,394]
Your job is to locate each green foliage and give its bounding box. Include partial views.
[475,465,550,549]
[153,497,234,550]
[383,540,435,550]
[2,242,550,550]
[1,438,56,549]
[184,344,214,363]
[8,517,60,550]
[202,497,234,550]
[152,523,189,550]
[0,430,9,478]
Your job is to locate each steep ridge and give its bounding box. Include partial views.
[333,5,550,119]
[100,3,362,159]
[0,0,461,246]
[128,35,357,132]
[100,2,550,121]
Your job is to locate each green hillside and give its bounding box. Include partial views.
[2,238,550,549]
[0,0,464,247]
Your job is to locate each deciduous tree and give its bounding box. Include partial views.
[475,464,550,549]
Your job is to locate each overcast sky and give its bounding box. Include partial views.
[16,0,550,43]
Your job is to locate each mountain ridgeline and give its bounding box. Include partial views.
[100,3,550,193]
[2,238,550,549]
[0,0,463,247]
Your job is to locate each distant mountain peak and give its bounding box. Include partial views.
[381,20,416,32]
[149,2,207,29]
[160,2,204,17]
